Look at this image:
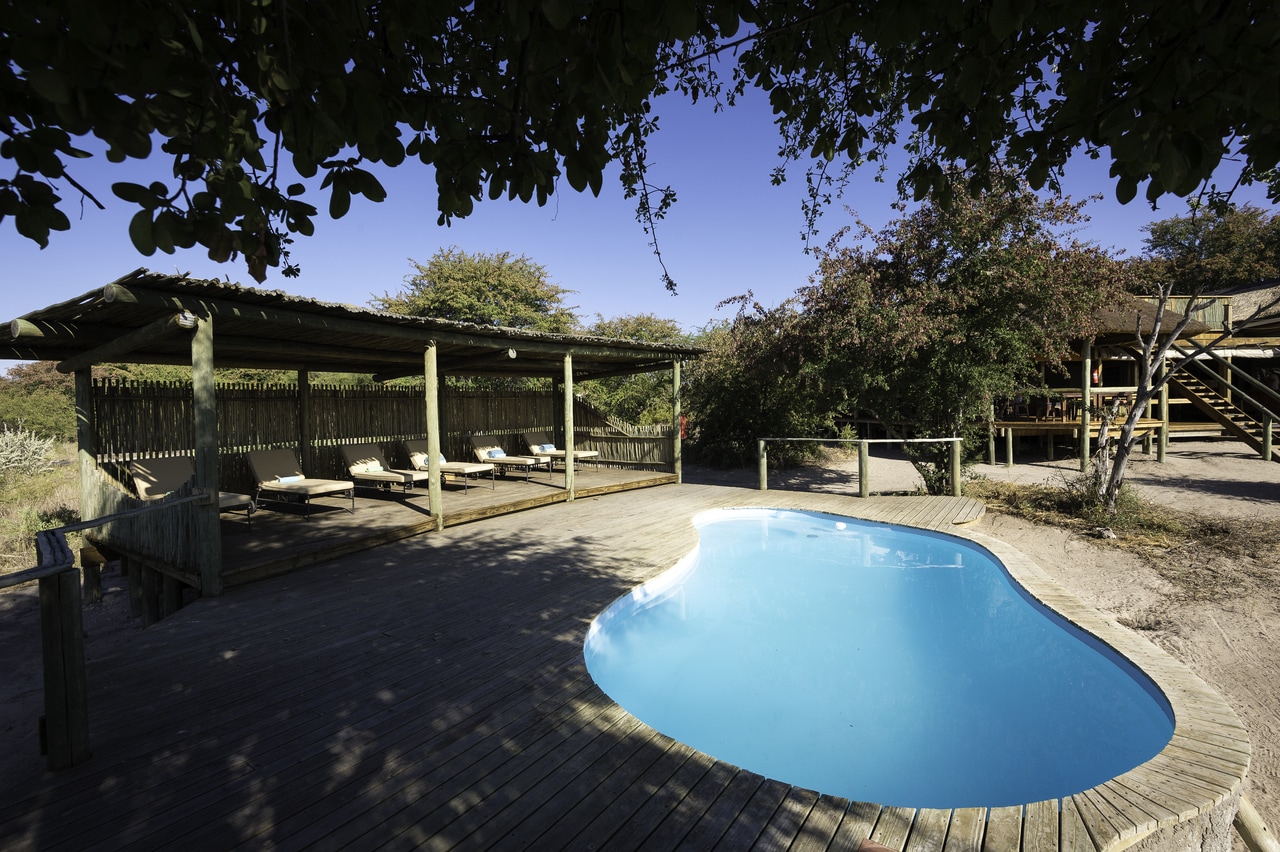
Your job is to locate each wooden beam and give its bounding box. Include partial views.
[56,311,197,373]
[573,361,674,381]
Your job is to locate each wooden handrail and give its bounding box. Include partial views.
[3,493,212,771]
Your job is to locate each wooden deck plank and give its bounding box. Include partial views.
[755,787,823,852]
[831,799,884,848]
[1023,800,1060,852]
[790,794,852,852]
[1059,797,1097,852]
[983,805,1023,852]
[709,779,792,851]
[905,808,953,852]
[673,770,767,851]
[872,806,919,851]
[943,808,988,852]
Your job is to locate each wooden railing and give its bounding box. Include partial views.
[756,437,964,497]
[1,492,212,770]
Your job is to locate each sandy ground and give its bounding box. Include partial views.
[3,439,1278,845]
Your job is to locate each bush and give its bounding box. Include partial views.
[0,386,76,441]
[0,424,57,478]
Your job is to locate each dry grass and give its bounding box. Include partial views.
[0,442,82,576]
[966,478,1280,604]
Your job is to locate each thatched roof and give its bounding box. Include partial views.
[1090,297,1210,343]
[1210,278,1280,334]
[1,269,702,379]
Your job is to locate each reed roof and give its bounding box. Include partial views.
[1,269,702,379]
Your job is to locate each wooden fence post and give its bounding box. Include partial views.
[858,440,870,498]
[1265,416,1274,462]
[38,569,90,769]
[757,440,767,491]
[950,440,962,497]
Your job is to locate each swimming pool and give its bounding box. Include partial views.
[584,508,1176,809]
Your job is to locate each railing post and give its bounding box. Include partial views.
[987,404,996,465]
[950,439,962,497]
[858,440,869,498]
[1265,416,1274,462]
[757,440,767,491]
[38,567,90,769]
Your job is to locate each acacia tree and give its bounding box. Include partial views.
[1093,204,1280,513]
[578,313,690,425]
[796,183,1125,493]
[3,1,1278,282]
[372,247,579,333]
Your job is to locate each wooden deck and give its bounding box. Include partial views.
[215,465,677,587]
[0,483,1247,851]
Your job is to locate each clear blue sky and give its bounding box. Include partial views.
[2,87,1276,364]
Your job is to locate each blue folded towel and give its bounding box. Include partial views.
[487,448,506,458]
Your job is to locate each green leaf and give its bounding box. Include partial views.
[27,69,71,105]
[128,209,156,255]
[541,0,574,29]
[112,182,158,207]
[329,185,351,218]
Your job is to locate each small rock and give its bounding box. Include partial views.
[1094,527,1117,539]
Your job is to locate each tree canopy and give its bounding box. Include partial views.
[4,0,1277,282]
[1137,204,1280,296]
[372,247,579,333]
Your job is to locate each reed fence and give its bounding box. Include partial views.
[90,379,674,494]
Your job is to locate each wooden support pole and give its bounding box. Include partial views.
[140,565,160,627]
[74,368,95,541]
[38,568,90,769]
[757,440,768,491]
[125,556,142,618]
[987,404,996,465]
[162,575,183,618]
[191,316,223,597]
[297,369,312,476]
[82,562,102,605]
[1265,416,1274,462]
[1237,796,1280,852]
[1081,339,1092,471]
[1005,427,1014,468]
[1159,358,1169,463]
[563,353,575,500]
[950,439,962,497]
[858,440,870,498]
[425,343,444,531]
[672,360,683,484]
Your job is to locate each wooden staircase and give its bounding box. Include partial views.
[1141,344,1280,461]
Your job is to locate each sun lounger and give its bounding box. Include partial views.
[404,440,496,493]
[522,431,600,470]
[468,435,552,481]
[339,443,432,494]
[245,449,355,519]
[128,456,256,527]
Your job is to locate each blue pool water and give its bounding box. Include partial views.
[583,508,1174,808]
